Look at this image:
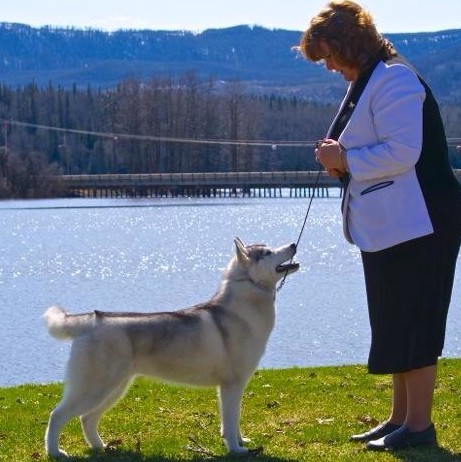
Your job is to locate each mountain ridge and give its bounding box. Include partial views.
[0,22,460,101]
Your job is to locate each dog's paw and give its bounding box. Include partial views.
[47,449,69,459]
[239,436,251,446]
[248,446,263,456]
[104,439,123,453]
[230,446,263,457]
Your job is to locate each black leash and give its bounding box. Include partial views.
[276,167,323,293]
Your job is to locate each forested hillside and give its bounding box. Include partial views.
[1,23,461,101]
[0,23,460,198]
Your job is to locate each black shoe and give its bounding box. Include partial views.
[349,421,401,443]
[366,423,437,451]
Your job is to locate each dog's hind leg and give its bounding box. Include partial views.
[45,401,73,458]
[45,382,104,458]
[45,333,133,457]
[80,378,131,451]
[46,369,132,457]
[218,380,248,453]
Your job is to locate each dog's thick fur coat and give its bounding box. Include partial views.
[43,238,298,457]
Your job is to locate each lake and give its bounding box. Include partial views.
[1,192,460,387]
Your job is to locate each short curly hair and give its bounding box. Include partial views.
[298,0,397,72]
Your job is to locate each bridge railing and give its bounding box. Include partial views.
[59,169,461,198]
[61,170,336,187]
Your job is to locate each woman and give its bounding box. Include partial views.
[298,0,461,451]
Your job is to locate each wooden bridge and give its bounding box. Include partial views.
[61,171,336,198]
[60,169,461,199]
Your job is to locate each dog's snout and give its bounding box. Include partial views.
[291,243,297,252]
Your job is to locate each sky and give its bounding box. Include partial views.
[1,1,460,34]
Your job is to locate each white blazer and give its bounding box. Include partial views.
[333,61,434,252]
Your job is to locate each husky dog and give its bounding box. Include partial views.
[43,238,299,457]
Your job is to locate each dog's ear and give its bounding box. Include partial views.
[235,237,246,249]
[234,237,249,264]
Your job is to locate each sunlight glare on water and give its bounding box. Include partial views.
[0,195,459,386]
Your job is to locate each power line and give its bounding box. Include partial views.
[3,119,460,149]
[2,119,317,148]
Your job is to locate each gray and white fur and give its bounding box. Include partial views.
[43,238,299,457]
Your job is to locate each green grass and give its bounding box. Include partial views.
[2,359,461,461]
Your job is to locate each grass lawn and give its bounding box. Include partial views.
[1,359,460,461]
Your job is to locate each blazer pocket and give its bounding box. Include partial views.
[361,181,394,196]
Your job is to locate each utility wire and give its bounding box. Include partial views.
[3,119,460,148]
[2,119,317,148]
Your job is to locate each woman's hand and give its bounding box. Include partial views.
[315,139,348,177]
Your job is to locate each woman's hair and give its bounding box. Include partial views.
[298,0,397,71]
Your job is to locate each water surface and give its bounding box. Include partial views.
[1,194,459,386]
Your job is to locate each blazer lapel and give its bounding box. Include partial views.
[327,59,381,242]
[326,83,355,138]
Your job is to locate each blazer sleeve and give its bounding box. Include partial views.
[345,64,426,182]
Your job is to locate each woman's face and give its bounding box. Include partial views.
[318,41,359,82]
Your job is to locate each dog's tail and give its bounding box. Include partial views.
[43,305,95,340]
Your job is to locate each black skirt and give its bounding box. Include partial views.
[361,219,461,374]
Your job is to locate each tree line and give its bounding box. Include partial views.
[0,72,460,198]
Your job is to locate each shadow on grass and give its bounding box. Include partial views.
[63,449,296,462]
[59,439,296,462]
[391,445,461,462]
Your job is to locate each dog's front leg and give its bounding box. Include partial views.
[218,381,248,453]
